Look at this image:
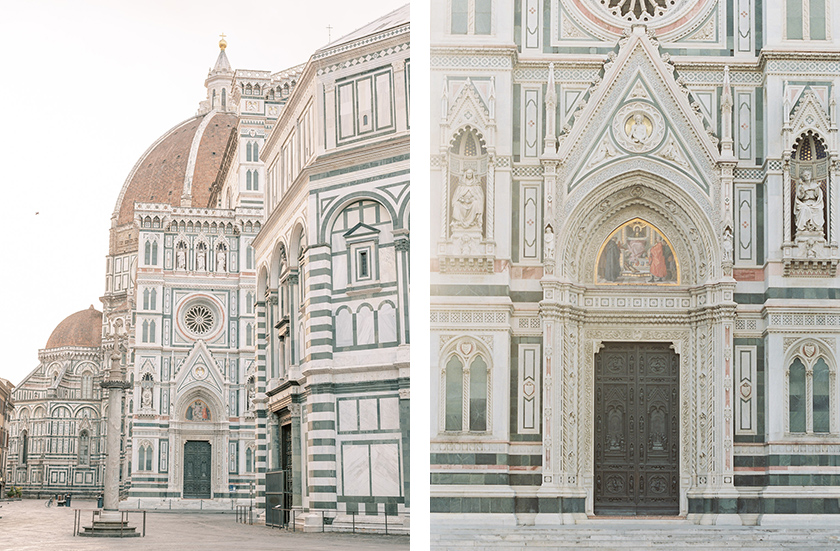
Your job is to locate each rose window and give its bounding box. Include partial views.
[184,305,214,335]
[599,0,677,21]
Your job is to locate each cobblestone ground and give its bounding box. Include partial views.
[0,499,409,551]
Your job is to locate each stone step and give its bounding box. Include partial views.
[432,528,840,549]
[79,520,141,538]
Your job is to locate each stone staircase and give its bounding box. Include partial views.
[79,519,141,537]
[432,525,840,550]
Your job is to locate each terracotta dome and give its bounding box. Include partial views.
[113,111,239,226]
[45,306,103,349]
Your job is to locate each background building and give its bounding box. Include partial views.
[0,377,15,497]
[252,5,410,530]
[431,0,840,525]
[6,307,105,498]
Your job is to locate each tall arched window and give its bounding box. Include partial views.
[144,241,151,265]
[138,443,153,471]
[789,358,806,433]
[787,344,836,435]
[253,171,259,191]
[247,170,252,191]
[245,446,254,472]
[81,372,93,400]
[151,241,158,265]
[149,320,156,343]
[469,356,488,431]
[445,356,463,431]
[246,142,252,162]
[222,88,227,110]
[142,320,149,343]
[246,323,253,347]
[79,430,90,466]
[252,142,259,160]
[150,288,157,310]
[20,430,28,464]
[143,289,150,310]
[443,342,491,433]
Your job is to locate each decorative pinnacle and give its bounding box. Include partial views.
[219,33,227,50]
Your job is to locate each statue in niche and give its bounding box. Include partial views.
[450,169,484,232]
[216,249,226,272]
[196,249,206,271]
[794,169,824,235]
[141,387,152,409]
[543,225,555,261]
[176,247,186,270]
[722,227,733,263]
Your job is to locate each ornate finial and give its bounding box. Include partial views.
[219,33,227,50]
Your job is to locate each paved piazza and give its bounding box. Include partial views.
[432,524,840,550]
[0,499,409,551]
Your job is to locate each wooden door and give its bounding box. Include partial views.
[594,342,679,515]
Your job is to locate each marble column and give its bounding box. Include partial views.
[100,340,131,519]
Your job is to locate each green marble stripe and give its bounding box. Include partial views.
[309,402,335,413]
[309,454,336,462]
[735,287,840,303]
[689,497,840,514]
[308,378,403,395]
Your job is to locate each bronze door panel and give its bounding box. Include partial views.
[595,342,679,515]
[183,440,212,499]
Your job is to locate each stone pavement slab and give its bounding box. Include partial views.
[432,524,840,550]
[0,499,409,551]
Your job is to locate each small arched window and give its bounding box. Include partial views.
[21,430,28,464]
[245,446,254,472]
[79,430,90,466]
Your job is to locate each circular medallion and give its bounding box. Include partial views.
[612,102,665,153]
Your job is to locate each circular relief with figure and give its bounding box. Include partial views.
[185,305,214,335]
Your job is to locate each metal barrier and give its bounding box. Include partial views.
[72,509,101,536]
[121,509,147,537]
[268,506,296,531]
[235,505,254,525]
[267,508,397,535]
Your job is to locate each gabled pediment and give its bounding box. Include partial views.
[558,27,719,197]
[445,78,493,141]
[175,340,224,398]
[343,222,380,238]
[789,89,832,142]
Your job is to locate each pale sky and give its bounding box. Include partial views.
[0,0,409,387]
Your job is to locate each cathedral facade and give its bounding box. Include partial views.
[431,0,840,524]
